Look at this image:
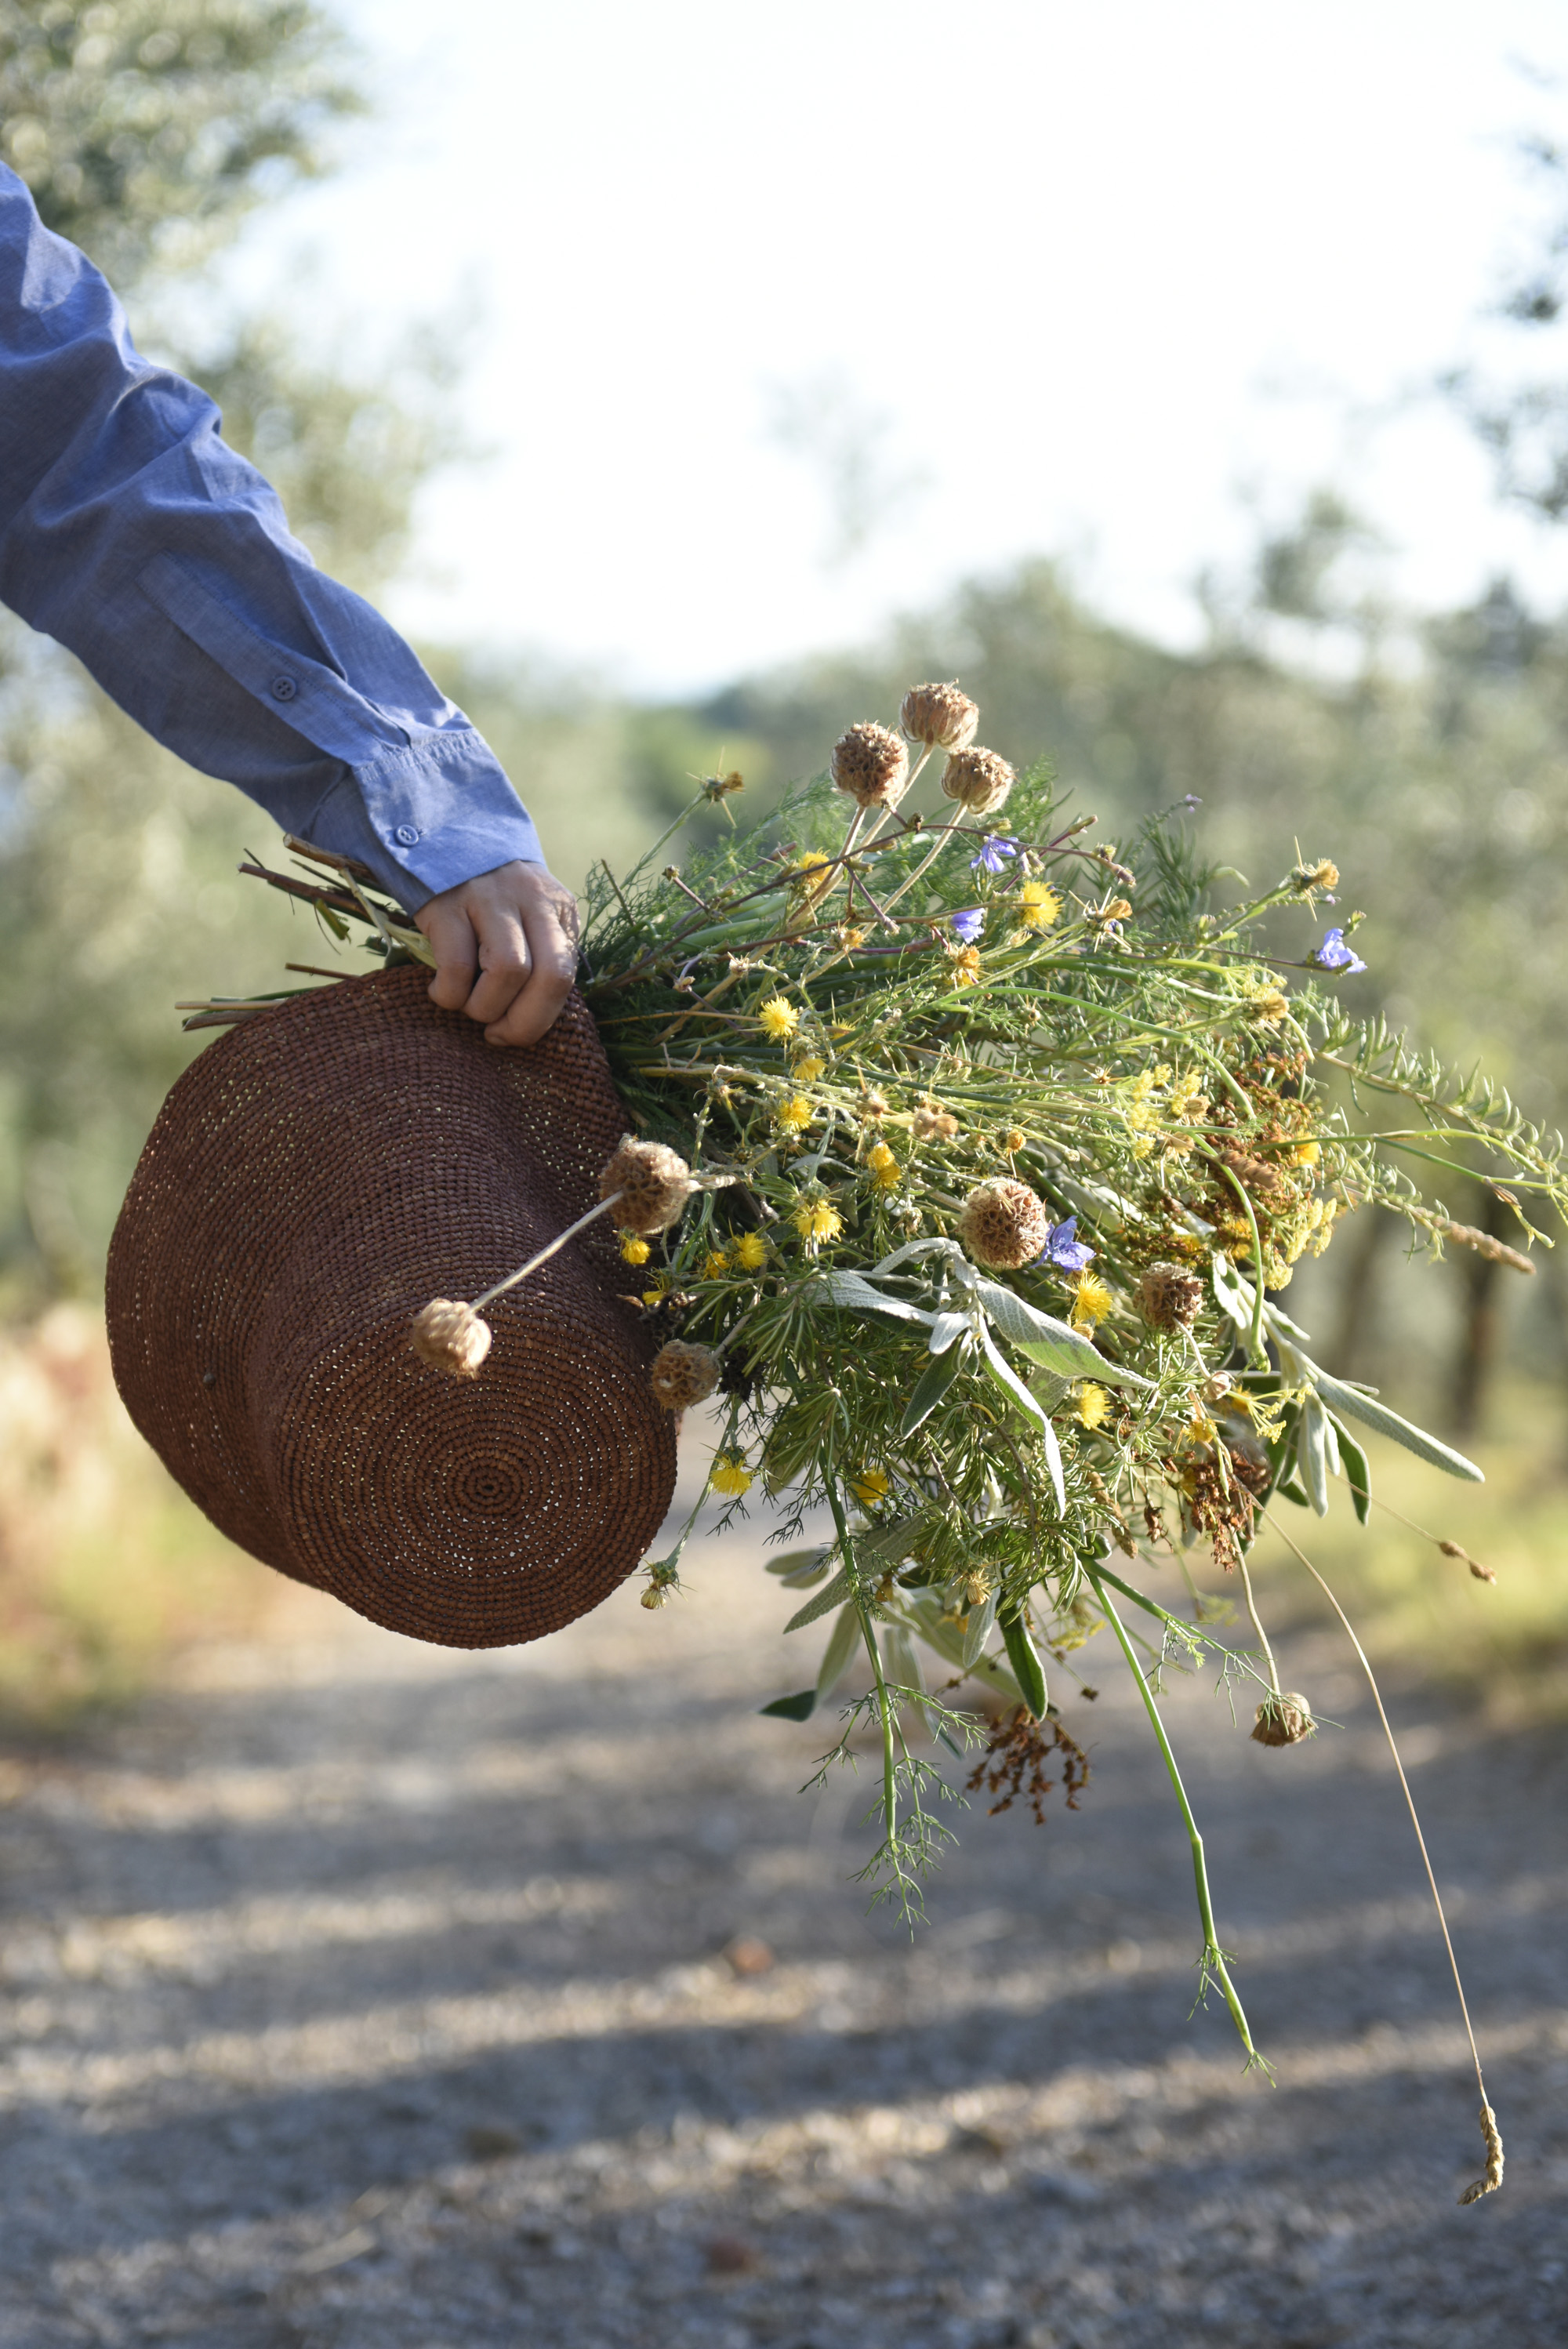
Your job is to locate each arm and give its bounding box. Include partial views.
[0,163,575,1044]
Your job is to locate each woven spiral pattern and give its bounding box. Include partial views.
[105,966,677,1648]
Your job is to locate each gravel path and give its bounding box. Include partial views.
[2,1474,1566,2349]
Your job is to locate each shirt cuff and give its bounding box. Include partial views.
[305,733,546,912]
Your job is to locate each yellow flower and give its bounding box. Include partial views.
[734,1231,768,1271]
[791,1197,844,1246]
[775,1093,815,1132]
[950,945,982,985]
[1076,1382,1111,1430]
[701,1247,731,1279]
[1294,1139,1321,1166]
[1069,1272,1113,1330]
[619,1233,652,1265]
[1186,1409,1218,1447]
[851,1466,891,1505]
[710,1452,754,1497]
[866,1140,901,1189]
[758,995,800,1040]
[792,1054,827,1082]
[1001,1126,1026,1154]
[1018,880,1060,931]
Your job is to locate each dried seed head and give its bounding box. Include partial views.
[410,1298,492,1379]
[1250,1690,1316,1747]
[899,680,980,751]
[1134,1262,1206,1332]
[858,1087,889,1121]
[940,746,1015,815]
[599,1135,694,1234]
[958,1178,1053,1270]
[830,721,910,808]
[912,1103,960,1142]
[649,1340,722,1411]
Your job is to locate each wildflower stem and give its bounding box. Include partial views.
[882,821,962,913]
[470,1193,623,1311]
[1258,1508,1501,2200]
[1088,1570,1266,2069]
[1235,1551,1282,1695]
[822,1465,898,1851]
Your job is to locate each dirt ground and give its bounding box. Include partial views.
[2,1468,1566,2349]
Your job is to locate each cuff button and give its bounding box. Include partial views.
[270,674,298,702]
[394,823,421,848]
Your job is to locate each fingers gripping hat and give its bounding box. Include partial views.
[105,966,677,1647]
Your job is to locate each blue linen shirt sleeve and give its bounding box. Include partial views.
[0,162,543,913]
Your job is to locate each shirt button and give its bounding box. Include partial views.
[394,823,421,848]
[270,674,298,702]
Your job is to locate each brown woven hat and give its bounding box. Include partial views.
[105,965,677,1647]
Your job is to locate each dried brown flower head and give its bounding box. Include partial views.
[958,1177,1052,1270]
[911,1103,960,1142]
[858,1087,890,1121]
[649,1340,722,1410]
[899,680,979,752]
[830,721,910,809]
[1443,1221,1535,1276]
[1134,1262,1205,1331]
[940,745,1015,815]
[1250,1690,1316,1747]
[410,1298,492,1379]
[600,1136,693,1233]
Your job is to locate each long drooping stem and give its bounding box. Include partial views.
[1235,1552,1282,1695]
[1088,1572,1267,2070]
[470,1193,623,1310]
[1259,1509,1502,2202]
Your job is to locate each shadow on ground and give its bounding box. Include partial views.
[2,1498,1566,2349]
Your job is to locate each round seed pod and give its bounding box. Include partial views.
[958,1178,1052,1271]
[1251,1692,1316,1748]
[830,722,910,809]
[1134,1262,1205,1332]
[940,746,1015,815]
[899,681,979,752]
[912,1104,959,1142]
[650,1340,722,1410]
[410,1298,492,1378]
[599,1136,693,1233]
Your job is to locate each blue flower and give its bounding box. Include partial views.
[1038,1214,1095,1272]
[970,835,1019,874]
[1312,927,1367,975]
[950,906,986,943]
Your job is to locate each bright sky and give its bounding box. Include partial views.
[228,0,1568,695]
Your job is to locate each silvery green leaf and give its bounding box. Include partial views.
[895,1596,1024,1707]
[872,1236,963,1276]
[805,1271,935,1326]
[961,1589,997,1670]
[979,1326,1051,1431]
[883,1623,925,1697]
[784,1568,854,1632]
[1301,1392,1330,1517]
[854,1515,924,1568]
[1310,1370,1484,1483]
[765,1545,833,1585]
[1324,1413,1372,1524]
[927,1309,971,1356]
[978,1280,1152,1388]
[816,1602,862,1697]
[902,1344,966,1435]
[1037,1407,1067,1515]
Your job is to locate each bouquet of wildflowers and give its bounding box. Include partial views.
[221,682,1563,2199]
